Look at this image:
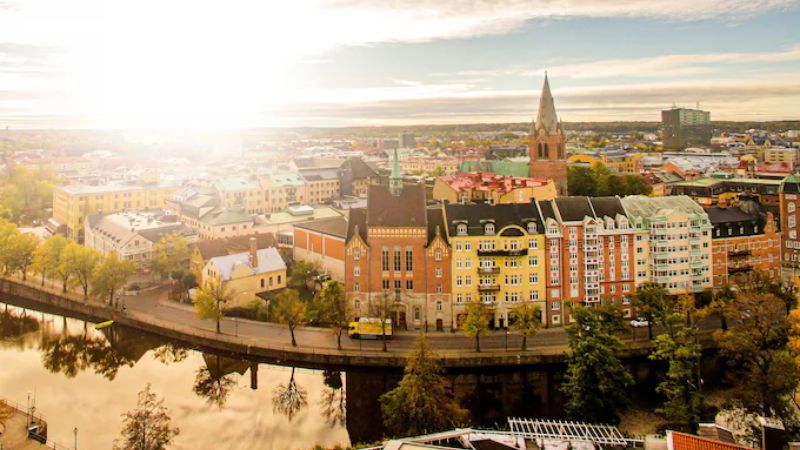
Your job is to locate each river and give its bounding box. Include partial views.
[1,300,697,450]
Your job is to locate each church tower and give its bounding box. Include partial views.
[529,74,568,195]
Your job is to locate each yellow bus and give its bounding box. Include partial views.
[348,318,393,339]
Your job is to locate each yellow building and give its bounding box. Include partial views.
[200,240,287,307]
[53,183,176,241]
[433,172,557,205]
[568,150,642,174]
[443,202,547,329]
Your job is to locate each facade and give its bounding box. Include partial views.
[661,107,712,150]
[53,183,176,240]
[540,197,640,326]
[529,76,568,195]
[433,172,557,205]
[567,149,642,174]
[764,147,799,166]
[83,210,197,265]
[214,176,264,214]
[170,191,255,240]
[444,202,547,329]
[344,151,452,331]
[292,216,347,281]
[260,172,307,213]
[672,176,782,208]
[621,195,713,294]
[201,240,287,307]
[780,173,800,283]
[399,156,460,176]
[708,198,780,287]
[189,233,276,279]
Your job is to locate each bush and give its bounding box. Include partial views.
[224,299,269,322]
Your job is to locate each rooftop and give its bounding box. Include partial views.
[208,247,286,280]
[438,172,552,195]
[293,216,348,238]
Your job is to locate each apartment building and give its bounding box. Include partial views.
[260,172,307,213]
[293,216,348,281]
[621,195,713,294]
[170,191,255,240]
[214,176,264,214]
[707,198,780,287]
[52,183,176,241]
[443,202,546,330]
[780,173,800,283]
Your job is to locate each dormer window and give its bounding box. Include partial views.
[527,222,537,234]
[456,223,468,236]
[484,223,495,235]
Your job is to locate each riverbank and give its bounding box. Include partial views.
[0,398,47,450]
[0,276,713,368]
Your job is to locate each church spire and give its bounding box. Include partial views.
[535,73,560,134]
[389,148,402,196]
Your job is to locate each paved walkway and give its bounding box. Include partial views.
[0,404,47,450]
[0,274,720,363]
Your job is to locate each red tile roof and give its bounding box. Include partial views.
[669,431,752,450]
[438,171,551,194]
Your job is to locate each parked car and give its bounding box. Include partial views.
[630,318,649,328]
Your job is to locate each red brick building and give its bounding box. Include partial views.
[344,151,451,331]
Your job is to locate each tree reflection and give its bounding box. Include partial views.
[152,343,189,365]
[0,309,40,343]
[192,353,239,408]
[38,324,136,380]
[319,370,346,427]
[272,367,308,422]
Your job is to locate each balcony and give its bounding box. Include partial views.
[729,249,752,258]
[478,283,501,292]
[478,266,500,274]
[728,265,753,274]
[477,248,528,257]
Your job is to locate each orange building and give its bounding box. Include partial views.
[293,217,347,281]
[708,197,781,288]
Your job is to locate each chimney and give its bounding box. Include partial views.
[249,236,258,268]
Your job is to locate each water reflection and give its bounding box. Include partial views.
[320,370,346,427]
[272,367,308,422]
[192,354,242,408]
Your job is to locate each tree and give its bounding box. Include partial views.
[113,383,180,450]
[273,289,307,346]
[369,291,393,352]
[632,282,671,340]
[509,302,542,351]
[193,280,232,334]
[567,166,597,196]
[272,367,308,421]
[62,243,101,298]
[91,251,136,305]
[315,280,351,350]
[0,219,19,274]
[462,301,490,352]
[715,293,798,423]
[702,284,736,330]
[150,232,189,281]
[621,174,653,196]
[31,234,67,287]
[4,232,39,280]
[287,260,321,292]
[380,335,468,437]
[561,304,633,424]
[650,295,703,432]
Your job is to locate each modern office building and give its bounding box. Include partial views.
[661,107,712,150]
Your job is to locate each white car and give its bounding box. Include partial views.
[630,319,650,328]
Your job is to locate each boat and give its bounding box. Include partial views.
[94,320,114,330]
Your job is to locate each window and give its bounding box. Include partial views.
[456,275,463,287]
[394,246,401,271]
[528,255,538,267]
[277,275,281,284]
[434,248,442,261]
[465,242,472,251]
[260,278,265,288]
[381,246,389,271]
[405,246,413,271]
[529,273,539,284]
[529,290,539,301]
[527,222,537,233]
[528,239,538,249]
[484,223,495,235]
[354,282,360,292]
[394,279,402,290]
[465,275,472,287]
[406,279,413,290]
[353,247,361,260]
[354,266,360,276]
[436,284,443,293]
[457,293,463,303]
[382,279,390,290]
[457,223,468,235]
[435,267,442,278]
[436,300,443,311]
[551,301,561,311]
[354,299,360,310]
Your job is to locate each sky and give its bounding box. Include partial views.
[1,0,800,129]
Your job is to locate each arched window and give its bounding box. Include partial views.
[434,248,443,261]
[456,223,468,235]
[484,223,495,235]
[538,143,544,158]
[544,143,550,157]
[527,222,537,233]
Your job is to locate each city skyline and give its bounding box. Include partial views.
[1,0,800,129]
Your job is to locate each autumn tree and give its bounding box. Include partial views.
[193,280,232,334]
[561,304,633,424]
[369,291,393,352]
[150,232,189,281]
[273,288,307,347]
[4,232,39,280]
[272,367,308,422]
[632,282,671,340]
[31,234,67,286]
[91,251,136,304]
[0,219,19,274]
[510,302,542,351]
[113,383,180,450]
[287,260,322,292]
[702,283,736,331]
[715,293,798,424]
[380,335,468,437]
[462,301,490,352]
[62,243,101,298]
[315,280,351,350]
